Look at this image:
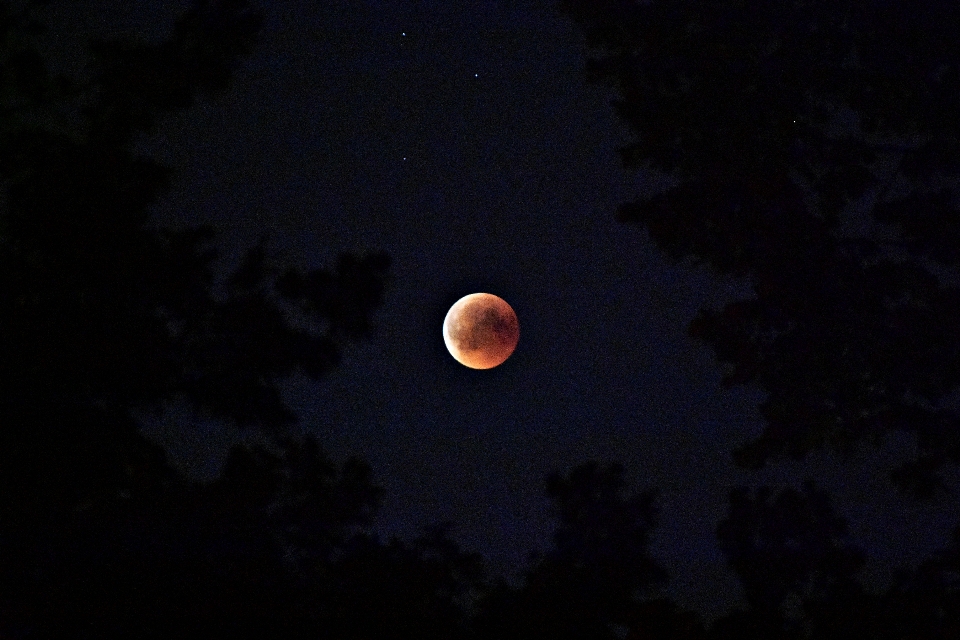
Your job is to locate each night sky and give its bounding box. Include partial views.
[44,0,960,619]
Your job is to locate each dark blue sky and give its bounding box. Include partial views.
[46,0,960,620]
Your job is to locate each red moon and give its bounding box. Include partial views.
[443,293,519,369]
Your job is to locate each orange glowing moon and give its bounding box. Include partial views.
[443,293,519,369]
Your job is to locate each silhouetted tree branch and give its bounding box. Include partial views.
[0,2,400,636]
[716,482,864,616]
[561,0,960,495]
[474,462,667,640]
[0,0,391,525]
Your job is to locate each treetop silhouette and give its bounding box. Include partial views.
[561,0,960,496]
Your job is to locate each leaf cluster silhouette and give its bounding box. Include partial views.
[4,0,960,638]
[558,0,960,637]
[562,0,960,495]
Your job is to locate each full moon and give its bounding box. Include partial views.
[443,293,519,369]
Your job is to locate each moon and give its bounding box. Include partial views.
[443,293,519,369]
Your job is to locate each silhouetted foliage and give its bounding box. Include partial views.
[624,598,706,640]
[558,2,960,638]
[0,0,391,527]
[716,481,864,614]
[542,461,666,599]
[0,1,408,636]
[474,462,667,640]
[560,0,960,495]
[0,433,390,638]
[314,525,487,640]
[855,525,960,640]
[11,0,960,637]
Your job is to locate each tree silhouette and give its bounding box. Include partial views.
[624,599,706,640]
[313,523,487,640]
[559,0,960,496]
[1,0,389,516]
[473,462,667,640]
[859,525,960,640]
[713,481,867,638]
[13,0,960,636]
[0,1,397,636]
[557,2,960,638]
[716,481,864,615]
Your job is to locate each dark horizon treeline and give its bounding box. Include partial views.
[2,0,960,637]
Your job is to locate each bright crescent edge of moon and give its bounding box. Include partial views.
[443,293,519,369]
